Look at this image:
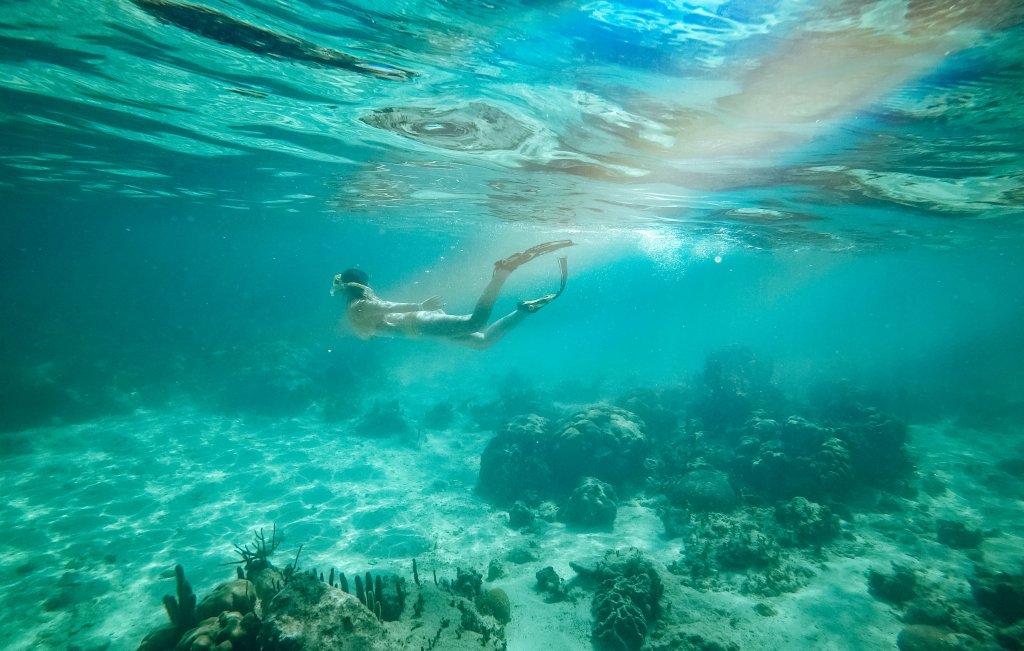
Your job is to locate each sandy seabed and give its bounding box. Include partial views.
[0,403,1021,651]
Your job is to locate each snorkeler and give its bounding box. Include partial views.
[333,240,573,349]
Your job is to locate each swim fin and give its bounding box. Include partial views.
[495,239,575,272]
[518,255,569,313]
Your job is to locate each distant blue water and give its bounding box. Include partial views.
[4,195,1022,433]
[2,2,1024,648]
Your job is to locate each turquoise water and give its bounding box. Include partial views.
[2,1,1024,650]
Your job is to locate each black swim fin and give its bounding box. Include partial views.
[518,255,569,313]
[495,239,575,272]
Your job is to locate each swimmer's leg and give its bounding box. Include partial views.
[449,308,529,350]
[418,251,568,339]
[412,267,511,337]
[451,261,567,348]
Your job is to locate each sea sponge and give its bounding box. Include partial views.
[163,564,198,632]
[453,567,483,600]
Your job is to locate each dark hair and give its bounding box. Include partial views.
[341,268,369,285]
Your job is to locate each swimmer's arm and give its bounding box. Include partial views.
[358,295,445,314]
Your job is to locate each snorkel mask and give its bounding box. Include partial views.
[331,270,370,299]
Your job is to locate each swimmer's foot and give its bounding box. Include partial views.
[517,255,569,313]
[518,294,558,313]
[495,239,575,273]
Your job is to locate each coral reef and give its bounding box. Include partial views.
[896,624,974,651]
[355,400,412,437]
[475,347,916,635]
[561,476,618,528]
[811,436,854,496]
[138,530,509,651]
[479,405,647,511]
[773,497,840,547]
[868,562,919,604]
[179,611,260,651]
[139,563,260,651]
[507,500,535,529]
[616,386,685,441]
[936,519,984,550]
[479,404,651,513]
[422,400,456,429]
[666,469,737,513]
[865,559,1024,650]
[197,578,257,620]
[739,414,885,501]
[452,567,483,600]
[469,371,552,431]
[665,509,816,597]
[477,588,511,625]
[550,404,649,490]
[258,572,394,651]
[694,345,782,439]
[478,414,555,504]
[572,549,664,651]
[535,566,569,603]
[634,349,915,602]
[843,408,913,486]
[970,566,1024,626]
[646,632,739,651]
